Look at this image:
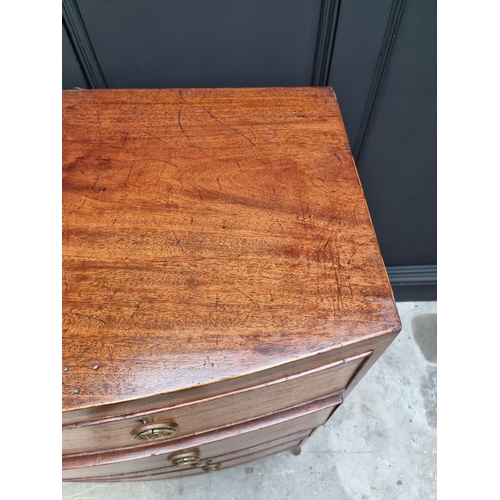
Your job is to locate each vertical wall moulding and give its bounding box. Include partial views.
[312,0,341,86]
[352,0,406,161]
[62,0,107,88]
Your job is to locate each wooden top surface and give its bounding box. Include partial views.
[62,87,400,413]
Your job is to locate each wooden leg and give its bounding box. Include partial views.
[290,445,301,456]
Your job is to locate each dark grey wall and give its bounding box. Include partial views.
[354,0,437,267]
[77,0,322,88]
[62,0,436,300]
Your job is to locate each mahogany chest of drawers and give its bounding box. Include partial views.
[62,87,401,481]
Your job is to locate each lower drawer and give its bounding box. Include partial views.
[63,392,341,480]
[67,430,309,482]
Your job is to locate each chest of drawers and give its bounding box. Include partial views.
[62,87,401,481]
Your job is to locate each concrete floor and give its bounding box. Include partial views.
[63,301,437,500]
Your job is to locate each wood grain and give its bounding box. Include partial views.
[63,87,401,415]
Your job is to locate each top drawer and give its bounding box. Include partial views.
[63,351,370,455]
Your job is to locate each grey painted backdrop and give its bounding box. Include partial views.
[62,0,436,300]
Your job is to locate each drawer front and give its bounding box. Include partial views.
[63,352,368,455]
[100,439,304,482]
[63,392,341,480]
[66,430,310,482]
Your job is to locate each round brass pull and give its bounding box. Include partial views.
[169,450,201,467]
[202,463,221,472]
[193,459,212,468]
[131,422,178,441]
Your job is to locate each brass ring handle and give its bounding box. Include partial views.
[193,459,212,468]
[131,422,179,441]
[202,463,221,472]
[169,450,201,467]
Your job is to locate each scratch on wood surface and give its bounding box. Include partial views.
[169,221,187,254]
[124,162,135,186]
[139,128,170,146]
[332,233,344,270]
[338,241,349,262]
[348,243,365,264]
[65,193,90,215]
[148,154,186,188]
[328,282,337,317]
[154,163,167,189]
[334,268,344,309]
[334,152,343,163]
[235,287,256,305]
[193,185,206,200]
[316,259,321,293]
[347,279,353,300]
[202,107,258,148]
[263,126,278,141]
[179,89,193,106]
[91,175,101,191]
[75,313,107,324]
[178,108,187,135]
[130,302,141,318]
[121,131,129,147]
[359,242,366,269]
[165,187,173,211]
[76,347,88,360]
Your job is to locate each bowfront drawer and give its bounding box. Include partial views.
[63,392,341,480]
[63,352,369,455]
[66,431,310,482]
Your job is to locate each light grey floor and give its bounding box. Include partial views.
[63,301,437,500]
